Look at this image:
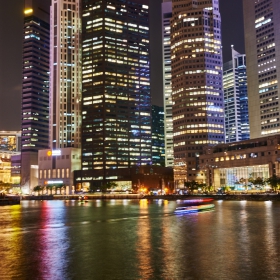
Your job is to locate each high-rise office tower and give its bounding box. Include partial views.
[152,105,165,166]
[80,0,151,186]
[171,0,224,186]
[223,46,249,143]
[21,0,51,190]
[36,0,82,190]
[243,0,280,138]
[49,0,81,149]
[161,0,174,168]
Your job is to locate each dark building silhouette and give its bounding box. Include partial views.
[20,0,51,191]
[152,105,165,166]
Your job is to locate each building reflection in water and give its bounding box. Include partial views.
[0,205,23,278]
[136,199,153,277]
[36,201,69,279]
[264,201,277,274]
[136,199,178,278]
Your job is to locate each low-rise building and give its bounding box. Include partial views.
[74,166,174,193]
[38,148,81,192]
[200,135,280,190]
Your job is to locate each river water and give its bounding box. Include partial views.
[1,199,280,280]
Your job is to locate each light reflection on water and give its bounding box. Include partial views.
[1,200,280,279]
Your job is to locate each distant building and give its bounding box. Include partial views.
[0,131,21,151]
[11,154,21,187]
[21,0,51,191]
[223,46,249,142]
[152,105,165,166]
[243,0,280,138]
[0,151,21,187]
[161,0,174,167]
[170,0,224,186]
[78,0,151,189]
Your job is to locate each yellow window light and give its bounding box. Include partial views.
[24,8,33,15]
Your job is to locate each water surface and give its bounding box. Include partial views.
[1,199,280,279]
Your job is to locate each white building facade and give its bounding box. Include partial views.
[243,0,280,138]
[161,0,174,167]
[49,0,82,149]
[38,0,82,190]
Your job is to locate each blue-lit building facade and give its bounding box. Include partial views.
[223,46,249,143]
[21,0,51,191]
[78,0,151,188]
[152,105,165,166]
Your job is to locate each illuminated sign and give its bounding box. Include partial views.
[52,150,61,156]
[24,8,33,15]
[47,150,61,156]
[47,181,64,185]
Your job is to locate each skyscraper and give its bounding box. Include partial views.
[161,0,174,168]
[80,0,151,187]
[49,0,82,149]
[243,0,280,138]
[170,0,224,186]
[37,0,82,190]
[223,46,249,142]
[21,0,51,190]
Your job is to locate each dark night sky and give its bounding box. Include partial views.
[0,0,244,130]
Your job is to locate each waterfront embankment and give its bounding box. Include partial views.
[0,196,21,205]
[144,194,280,201]
[21,193,143,201]
[18,193,280,202]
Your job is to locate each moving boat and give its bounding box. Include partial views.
[174,198,215,214]
[174,203,215,214]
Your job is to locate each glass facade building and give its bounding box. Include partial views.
[217,165,269,190]
[152,105,165,167]
[171,0,224,186]
[243,0,280,138]
[80,0,151,184]
[223,46,249,143]
[21,0,51,188]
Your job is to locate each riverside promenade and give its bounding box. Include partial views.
[19,193,280,202]
[21,193,143,201]
[144,193,280,201]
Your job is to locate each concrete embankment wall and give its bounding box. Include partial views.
[19,194,280,202]
[143,194,280,201]
[22,195,54,200]
[54,194,142,200]
[21,194,143,200]
[0,197,21,205]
